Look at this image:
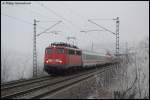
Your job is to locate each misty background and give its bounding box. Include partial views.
[1,1,149,82]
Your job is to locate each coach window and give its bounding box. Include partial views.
[76,51,81,55]
[68,49,75,55]
[68,49,71,55]
[46,48,52,54]
[56,48,64,54]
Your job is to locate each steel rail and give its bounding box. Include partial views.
[1,76,51,90]
[1,68,98,99]
[26,66,113,99]
[1,75,49,88]
[1,65,113,99]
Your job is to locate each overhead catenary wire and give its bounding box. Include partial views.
[1,12,63,38]
[13,1,83,38]
[35,1,86,45]
[36,2,83,31]
[55,3,117,53]
[1,9,72,38]
[58,2,115,33]
[36,21,62,37]
[1,12,62,31]
[1,12,33,25]
[58,2,116,49]
[13,5,61,22]
[58,2,88,25]
[37,3,85,45]
[58,2,93,33]
[61,22,76,35]
[89,18,115,20]
[88,19,116,35]
[1,12,46,29]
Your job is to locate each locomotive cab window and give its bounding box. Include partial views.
[56,48,64,54]
[46,48,52,54]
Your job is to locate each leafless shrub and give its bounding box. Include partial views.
[93,37,149,99]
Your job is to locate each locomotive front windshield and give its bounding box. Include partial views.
[46,48,52,54]
[46,48,65,54]
[56,48,64,54]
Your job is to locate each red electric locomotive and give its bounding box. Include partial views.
[44,42,82,74]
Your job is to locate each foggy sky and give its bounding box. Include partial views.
[1,1,149,55]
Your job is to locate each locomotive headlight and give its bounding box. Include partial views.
[46,59,52,63]
[55,59,62,63]
[55,59,59,62]
[48,59,52,62]
[59,60,62,63]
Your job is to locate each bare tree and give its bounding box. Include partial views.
[1,48,10,82]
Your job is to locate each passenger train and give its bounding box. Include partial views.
[44,42,118,75]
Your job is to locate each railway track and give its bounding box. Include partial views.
[1,75,50,90]
[1,65,113,99]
